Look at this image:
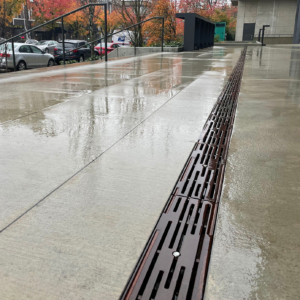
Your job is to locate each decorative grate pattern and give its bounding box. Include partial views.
[121,48,247,300]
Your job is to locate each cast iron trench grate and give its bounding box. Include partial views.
[121,47,247,300]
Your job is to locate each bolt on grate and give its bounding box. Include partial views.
[121,48,247,300]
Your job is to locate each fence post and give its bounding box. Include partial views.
[104,4,108,62]
[5,44,7,73]
[161,18,164,53]
[258,29,262,42]
[261,25,270,46]
[12,39,16,71]
[61,18,65,65]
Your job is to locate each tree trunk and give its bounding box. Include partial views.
[0,0,7,38]
[89,4,95,56]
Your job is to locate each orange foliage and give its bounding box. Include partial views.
[143,0,177,45]
[97,10,123,36]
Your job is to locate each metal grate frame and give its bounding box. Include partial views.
[120,48,247,300]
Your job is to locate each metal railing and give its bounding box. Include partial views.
[54,16,164,63]
[257,25,270,46]
[0,4,165,72]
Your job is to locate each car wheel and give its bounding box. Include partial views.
[45,48,49,53]
[79,55,84,62]
[48,59,54,67]
[17,61,26,71]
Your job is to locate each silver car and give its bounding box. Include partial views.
[36,40,58,54]
[25,39,39,45]
[0,43,55,71]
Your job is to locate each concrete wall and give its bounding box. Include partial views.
[108,47,184,59]
[236,0,297,42]
[263,37,293,44]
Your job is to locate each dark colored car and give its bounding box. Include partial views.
[53,40,97,63]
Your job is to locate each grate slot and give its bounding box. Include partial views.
[191,202,203,235]
[181,155,199,194]
[188,172,200,198]
[186,205,211,300]
[149,271,164,300]
[165,258,178,289]
[171,267,185,300]
[173,198,182,213]
[169,200,188,249]
[195,183,201,197]
[136,222,172,299]
[177,204,195,252]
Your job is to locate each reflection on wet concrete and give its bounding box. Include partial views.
[0,48,242,299]
[205,45,300,299]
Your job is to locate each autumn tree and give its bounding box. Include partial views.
[143,0,176,46]
[199,3,237,38]
[97,10,122,37]
[0,0,24,38]
[30,0,73,39]
[75,0,105,55]
[64,1,87,39]
[178,0,237,39]
[112,0,152,47]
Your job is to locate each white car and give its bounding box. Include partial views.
[0,43,55,71]
[36,40,58,54]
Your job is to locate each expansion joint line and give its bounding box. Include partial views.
[0,64,198,234]
[120,47,247,300]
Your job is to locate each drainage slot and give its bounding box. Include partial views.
[172,267,185,300]
[173,198,181,213]
[137,253,159,299]
[160,221,172,250]
[201,166,206,177]
[182,155,199,194]
[165,259,178,289]
[177,205,194,252]
[149,271,164,300]
[195,184,201,197]
[186,227,205,300]
[137,222,172,299]
[188,172,199,198]
[169,200,188,249]
[191,202,203,235]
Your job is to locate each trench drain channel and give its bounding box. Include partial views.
[120,47,247,300]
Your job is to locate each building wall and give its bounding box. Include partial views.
[235,0,297,42]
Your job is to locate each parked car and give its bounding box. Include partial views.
[54,40,96,63]
[36,40,58,54]
[25,39,39,45]
[94,42,121,55]
[0,43,55,71]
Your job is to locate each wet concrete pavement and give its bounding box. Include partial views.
[0,48,242,299]
[205,45,300,299]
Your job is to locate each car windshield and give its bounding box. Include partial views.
[0,43,18,52]
[26,40,37,44]
[37,41,47,45]
[57,43,76,48]
[96,43,112,47]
